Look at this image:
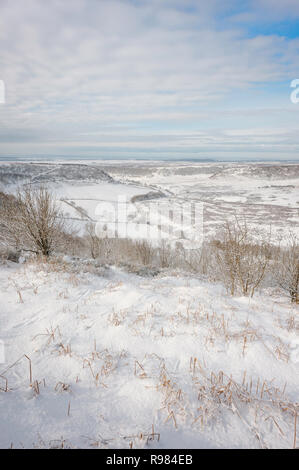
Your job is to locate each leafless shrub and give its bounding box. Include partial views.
[0,186,70,257]
[85,222,101,259]
[183,247,206,273]
[60,231,86,257]
[157,240,169,268]
[213,218,271,296]
[135,240,155,266]
[84,227,157,267]
[274,234,299,304]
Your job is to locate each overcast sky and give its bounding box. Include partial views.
[0,0,299,160]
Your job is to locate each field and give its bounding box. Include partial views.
[2,160,298,242]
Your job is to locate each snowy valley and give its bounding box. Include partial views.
[0,161,298,449]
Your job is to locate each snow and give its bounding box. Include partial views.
[0,161,298,449]
[53,181,150,236]
[106,162,299,244]
[0,259,298,449]
[1,161,298,243]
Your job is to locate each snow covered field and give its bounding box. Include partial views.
[99,161,299,243]
[1,161,298,243]
[0,258,298,449]
[0,161,298,449]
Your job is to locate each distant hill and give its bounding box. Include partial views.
[0,163,113,185]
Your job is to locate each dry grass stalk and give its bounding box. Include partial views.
[32,325,61,346]
[134,361,147,379]
[164,410,177,428]
[57,343,72,356]
[123,427,160,446]
[0,375,8,392]
[24,354,32,385]
[55,382,71,393]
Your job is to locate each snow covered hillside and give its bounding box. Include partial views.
[1,161,298,244]
[102,161,299,243]
[0,258,298,449]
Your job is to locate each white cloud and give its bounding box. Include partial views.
[0,0,298,158]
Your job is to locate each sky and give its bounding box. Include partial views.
[0,0,299,161]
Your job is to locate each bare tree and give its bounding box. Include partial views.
[0,186,67,257]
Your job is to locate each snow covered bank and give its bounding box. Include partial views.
[0,259,298,449]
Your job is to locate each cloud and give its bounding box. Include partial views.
[252,0,299,19]
[0,0,298,159]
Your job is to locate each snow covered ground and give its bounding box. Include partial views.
[55,181,150,237]
[0,258,298,449]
